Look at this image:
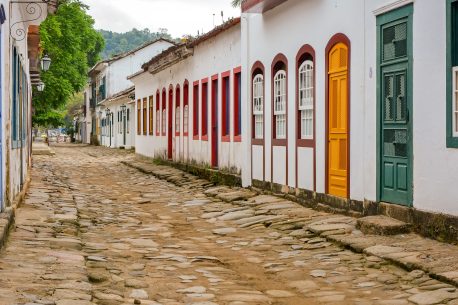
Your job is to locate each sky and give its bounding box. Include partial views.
[82,0,241,38]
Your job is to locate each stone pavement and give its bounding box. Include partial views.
[0,145,457,305]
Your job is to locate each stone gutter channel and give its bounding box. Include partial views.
[122,159,458,290]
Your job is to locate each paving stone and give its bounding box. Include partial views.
[357,215,411,235]
[408,290,458,305]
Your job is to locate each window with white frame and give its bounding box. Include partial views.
[299,60,314,139]
[454,67,458,136]
[127,109,130,134]
[162,109,166,136]
[253,74,264,139]
[274,70,287,139]
[184,105,189,134]
[175,106,180,135]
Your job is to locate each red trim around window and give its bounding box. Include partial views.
[295,44,316,191]
[193,80,199,140]
[175,85,181,137]
[201,77,209,141]
[156,90,160,136]
[221,70,231,142]
[162,88,166,136]
[251,61,265,146]
[149,95,154,135]
[233,66,242,142]
[271,53,288,186]
[183,80,189,137]
[251,61,266,183]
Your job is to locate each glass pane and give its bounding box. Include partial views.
[383,22,407,61]
[384,75,394,121]
[396,73,406,121]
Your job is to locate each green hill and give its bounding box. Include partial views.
[99,28,175,60]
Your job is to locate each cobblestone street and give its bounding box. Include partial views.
[0,145,457,305]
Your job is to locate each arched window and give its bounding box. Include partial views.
[253,74,264,139]
[274,70,287,139]
[299,60,314,139]
[175,86,181,136]
[183,82,189,136]
[162,89,166,136]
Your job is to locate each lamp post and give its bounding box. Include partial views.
[105,108,111,147]
[121,104,127,146]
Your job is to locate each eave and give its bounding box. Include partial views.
[242,0,288,13]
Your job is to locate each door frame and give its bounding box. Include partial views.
[376,4,414,206]
[325,33,351,198]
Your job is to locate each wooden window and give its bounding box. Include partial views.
[201,78,208,140]
[162,89,166,136]
[253,74,264,139]
[222,72,230,141]
[149,96,153,135]
[183,82,189,136]
[299,60,314,139]
[137,99,141,135]
[175,86,181,136]
[143,98,147,135]
[233,68,242,141]
[274,70,287,139]
[156,91,160,136]
[193,81,199,139]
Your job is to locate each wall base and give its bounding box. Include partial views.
[252,179,458,244]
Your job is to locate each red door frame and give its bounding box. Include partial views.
[168,85,173,160]
[211,74,219,168]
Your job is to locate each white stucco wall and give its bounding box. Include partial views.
[242,0,366,201]
[132,24,242,171]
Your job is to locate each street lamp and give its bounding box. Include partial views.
[41,54,51,72]
[36,82,45,92]
[121,105,127,146]
[105,108,111,147]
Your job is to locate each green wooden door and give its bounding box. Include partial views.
[377,6,413,206]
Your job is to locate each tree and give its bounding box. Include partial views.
[33,0,104,127]
[231,0,242,7]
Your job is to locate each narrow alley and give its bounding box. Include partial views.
[0,145,457,305]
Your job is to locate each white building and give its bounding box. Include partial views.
[0,0,52,211]
[129,19,242,172]
[241,0,458,220]
[86,38,175,148]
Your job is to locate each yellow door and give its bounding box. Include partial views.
[328,43,349,198]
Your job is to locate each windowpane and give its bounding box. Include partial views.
[274,70,286,139]
[175,107,180,135]
[162,109,166,136]
[299,60,314,139]
[156,110,160,135]
[253,74,264,140]
[184,105,189,134]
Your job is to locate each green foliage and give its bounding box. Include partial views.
[99,28,174,59]
[231,0,242,7]
[33,0,104,127]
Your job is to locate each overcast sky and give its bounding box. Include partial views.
[82,0,241,38]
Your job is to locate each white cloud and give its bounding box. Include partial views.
[82,0,241,38]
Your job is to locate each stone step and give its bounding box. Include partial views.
[356,215,411,235]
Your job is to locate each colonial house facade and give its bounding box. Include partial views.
[0,0,52,212]
[129,19,242,171]
[85,38,175,147]
[240,0,458,218]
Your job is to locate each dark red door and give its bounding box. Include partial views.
[168,87,173,159]
[211,78,218,168]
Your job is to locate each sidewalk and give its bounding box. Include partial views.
[123,158,458,290]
